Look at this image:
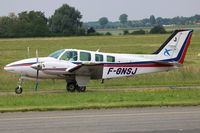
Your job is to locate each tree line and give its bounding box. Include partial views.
[0,4,85,38]
[85,14,200,29]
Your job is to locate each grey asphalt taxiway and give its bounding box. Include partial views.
[0,107,200,133]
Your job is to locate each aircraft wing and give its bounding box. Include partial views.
[41,61,104,79]
[68,63,104,79]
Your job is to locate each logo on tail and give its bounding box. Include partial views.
[164,48,172,56]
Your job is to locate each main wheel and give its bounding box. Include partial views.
[67,82,77,92]
[15,86,23,94]
[77,86,86,92]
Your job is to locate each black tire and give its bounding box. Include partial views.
[15,86,23,94]
[77,86,86,92]
[67,82,77,92]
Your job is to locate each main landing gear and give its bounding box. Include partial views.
[66,81,86,92]
[14,78,86,94]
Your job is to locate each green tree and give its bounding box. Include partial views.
[49,4,83,36]
[119,14,128,25]
[150,25,166,34]
[0,16,11,37]
[0,11,49,37]
[98,17,109,28]
[0,13,20,37]
[18,11,49,37]
[131,29,145,35]
[150,15,156,26]
[123,30,129,35]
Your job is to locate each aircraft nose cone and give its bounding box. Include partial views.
[4,66,8,71]
[4,65,10,71]
[4,64,14,72]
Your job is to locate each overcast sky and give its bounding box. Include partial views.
[0,0,200,22]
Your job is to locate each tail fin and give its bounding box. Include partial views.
[153,29,193,64]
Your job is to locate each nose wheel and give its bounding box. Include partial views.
[15,86,23,94]
[15,78,23,94]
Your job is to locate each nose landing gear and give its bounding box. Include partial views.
[15,78,23,94]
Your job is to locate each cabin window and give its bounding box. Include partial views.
[107,56,115,62]
[60,51,77,61]
[80,52,91,61]
[95,54,103,62]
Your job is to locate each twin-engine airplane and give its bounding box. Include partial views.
[4,29,193,94]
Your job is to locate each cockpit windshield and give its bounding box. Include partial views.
[48,49,65,59]
[60,51,77,61]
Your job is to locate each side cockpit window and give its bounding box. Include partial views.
[95,54,103,62]
[107,56,115,62]
[80,52,91,61]
[60,51,77,61]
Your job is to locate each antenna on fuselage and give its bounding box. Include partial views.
[96,49,100,52]
[27,47,30,58]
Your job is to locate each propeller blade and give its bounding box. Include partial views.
[36,49,39,63]
[35,69,39,91]
[35,49,39,91]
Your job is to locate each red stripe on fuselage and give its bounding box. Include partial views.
[7,63,35,67]
[43,68,66,71]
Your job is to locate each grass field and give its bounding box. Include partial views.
[0,88,200,112]
[0,30,200,112]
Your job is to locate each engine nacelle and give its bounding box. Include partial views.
[41,61,77,75]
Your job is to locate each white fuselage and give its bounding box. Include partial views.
[4,49,175,80]
[3,30,193,94]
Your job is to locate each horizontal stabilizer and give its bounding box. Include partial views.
[154,61,182,67]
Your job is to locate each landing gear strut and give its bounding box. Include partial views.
[15,78,23,94]
[66,81,86,92]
